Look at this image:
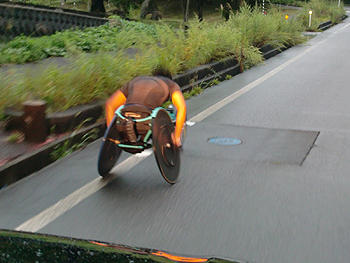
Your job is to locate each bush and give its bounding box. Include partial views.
[299,0,345,30]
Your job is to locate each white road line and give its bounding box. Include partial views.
[15,20,350,232]
[15,149,153,232]
[334,20,350,34]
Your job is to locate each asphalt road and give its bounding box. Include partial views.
[2,15,350,263]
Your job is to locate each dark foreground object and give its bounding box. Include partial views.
[0,229,246,263]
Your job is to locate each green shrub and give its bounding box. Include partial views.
[0,2,315,114]
[0,18,157,65]
[299,0,345,30]
[229,3,306,48]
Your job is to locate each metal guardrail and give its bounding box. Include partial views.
[0,1,109,41]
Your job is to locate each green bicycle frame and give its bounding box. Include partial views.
[114,106,171,150]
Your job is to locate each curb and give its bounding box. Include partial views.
[4,103,104,134]
[174,44,286,92]
[0,122,106,189]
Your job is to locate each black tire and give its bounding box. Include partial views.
[97,115,122,177]
[152,109,180,184]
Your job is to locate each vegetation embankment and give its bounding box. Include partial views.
[299,0,346,30]
[0,0,345,117]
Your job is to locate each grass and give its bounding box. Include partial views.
[5,131,25,143]
[50,127,99,161]
[299,0,346,30]
[0,0,344,117]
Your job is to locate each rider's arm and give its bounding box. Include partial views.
[105,90,127,127]
[171,90,187,147]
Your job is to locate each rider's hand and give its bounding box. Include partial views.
[171,132,182,148]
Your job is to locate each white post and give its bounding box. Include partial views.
[309,10,313,27]
[263,0,265,15]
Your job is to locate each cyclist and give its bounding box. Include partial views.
[105,68,187,147]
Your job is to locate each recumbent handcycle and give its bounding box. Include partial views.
[97,104,185,184]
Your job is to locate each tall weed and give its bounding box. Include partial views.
[299,0,345,30]
[0,3,315,114]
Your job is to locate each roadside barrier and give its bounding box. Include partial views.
[317,20,332,31]
[0,1,108,41]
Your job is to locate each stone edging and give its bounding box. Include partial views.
[0,122,105,189]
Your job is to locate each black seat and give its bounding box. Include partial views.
[116,104,153,146]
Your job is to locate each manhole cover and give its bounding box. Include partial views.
[208,137,242,146]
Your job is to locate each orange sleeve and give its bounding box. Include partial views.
[171,90,187,144]
[105,90,127,127]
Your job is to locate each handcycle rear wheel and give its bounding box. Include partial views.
[152,109,180,184]
[97,115,122,177]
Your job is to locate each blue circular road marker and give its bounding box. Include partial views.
[208,137,242,146]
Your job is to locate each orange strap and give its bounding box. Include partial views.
[105,90,126,127]
[172,90,187,144]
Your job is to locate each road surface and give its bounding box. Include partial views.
[1,14,350,263]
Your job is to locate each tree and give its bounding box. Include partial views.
[181,0,190,22]
[181,0,206,22]
[141,0,162,20]
[196,0,205,21]
[109,0,143,14]
[90,0,106,14]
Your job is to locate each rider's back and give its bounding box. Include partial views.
[120,76,179,109]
